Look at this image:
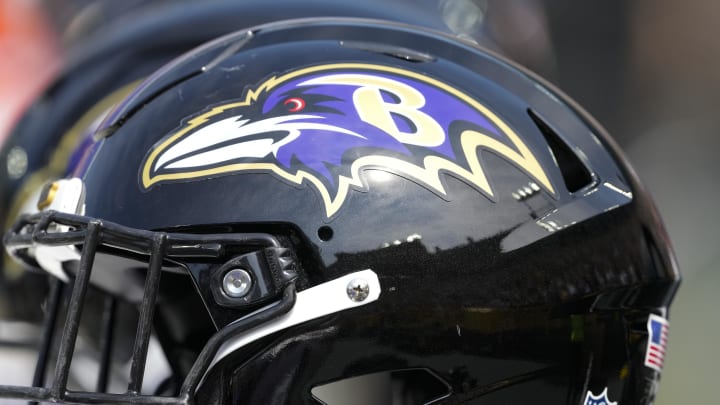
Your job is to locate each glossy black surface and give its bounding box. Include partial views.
[58,19,678,404]
[0,3,457,384]
[0,0,451,263]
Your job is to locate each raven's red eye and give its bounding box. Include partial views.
[283,97,305,112]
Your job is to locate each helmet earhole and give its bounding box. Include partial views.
[318,226,333,241]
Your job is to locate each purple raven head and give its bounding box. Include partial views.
[141,63,554,217]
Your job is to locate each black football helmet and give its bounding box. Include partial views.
[2,18,679,405]
[0,0,450,278]
[0,0,455,346]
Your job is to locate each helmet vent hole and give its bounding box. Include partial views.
[318,226,334,241]
[528,109,593,193]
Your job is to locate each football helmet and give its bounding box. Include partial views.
[2,18,679,405]
[0,0,451,275]
[0,0,453,335]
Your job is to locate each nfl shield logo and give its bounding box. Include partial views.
[584,387,617,405]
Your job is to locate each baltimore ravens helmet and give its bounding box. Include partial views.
[0,0,450,283]
[1,17,679,405]
[0,0,455,366]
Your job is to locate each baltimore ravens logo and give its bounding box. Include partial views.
[141,63,555,218]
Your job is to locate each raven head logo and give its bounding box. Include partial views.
[141,63,555,218]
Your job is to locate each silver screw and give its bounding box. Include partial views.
[222,269,253,298]
[346,278,370,302]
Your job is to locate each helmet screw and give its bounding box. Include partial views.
[222,269,253,298]
[346,278,370,302]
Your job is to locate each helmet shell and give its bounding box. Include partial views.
[74,18,679,404]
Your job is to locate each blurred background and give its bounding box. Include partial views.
[0,0,716,403]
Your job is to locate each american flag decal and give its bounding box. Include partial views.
[644,314,669,371]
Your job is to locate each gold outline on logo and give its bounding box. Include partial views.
[141,63,555,218]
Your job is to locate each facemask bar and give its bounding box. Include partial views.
[0,210,298,405]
